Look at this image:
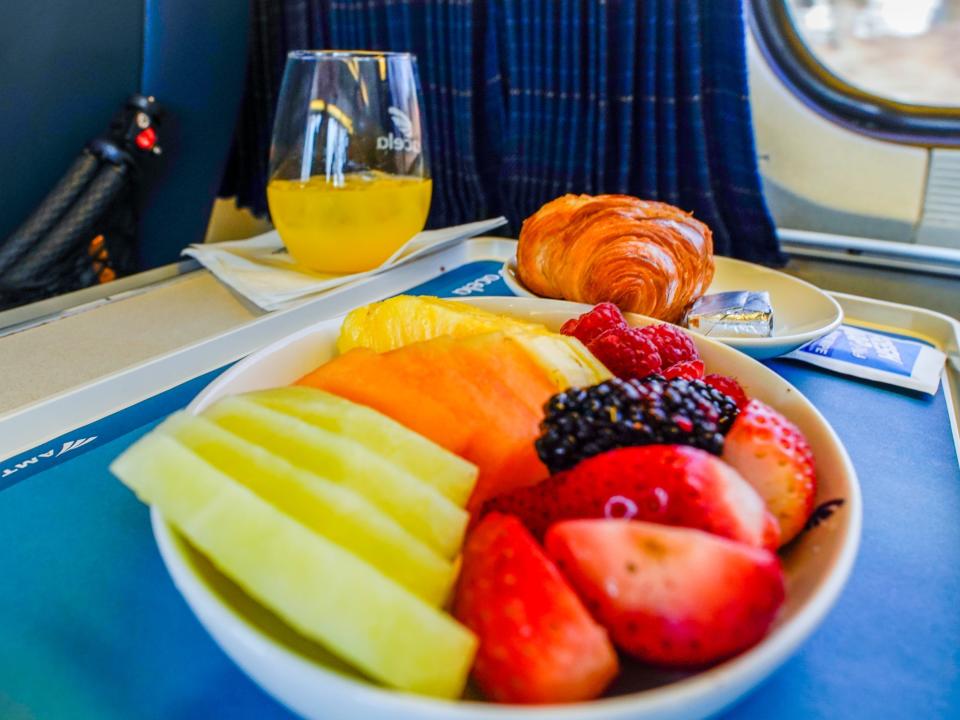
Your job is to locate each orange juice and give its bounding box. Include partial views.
[267,172,432,273]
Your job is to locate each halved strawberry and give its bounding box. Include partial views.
[545,520,785,667]
[453,513,618,704]
[721,399,817,545]
[484,446,780,550]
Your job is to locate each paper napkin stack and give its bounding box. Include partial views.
[183,217,507,311]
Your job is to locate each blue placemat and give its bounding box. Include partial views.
[1,260,958,719]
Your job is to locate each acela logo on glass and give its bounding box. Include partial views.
[378,107,420,153]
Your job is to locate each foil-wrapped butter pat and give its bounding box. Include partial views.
[684,291,774,338]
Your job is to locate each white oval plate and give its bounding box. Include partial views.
[152,296,860,720]
[501,256,843,360]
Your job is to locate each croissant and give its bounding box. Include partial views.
[517,194,715,323]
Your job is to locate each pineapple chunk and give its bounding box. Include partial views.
[336,295,610,390]
[494,331,611,390]
[158,412,456,606]
[337,295,542,353]
[110,434,476,698]
[245,386,476,506]
[204,395,468,558]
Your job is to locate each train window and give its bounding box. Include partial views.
[750,0,960,144]
[786,0,959,106]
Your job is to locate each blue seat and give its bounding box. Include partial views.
[0,0,250,270]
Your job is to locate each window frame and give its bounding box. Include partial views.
[747,0,960,147]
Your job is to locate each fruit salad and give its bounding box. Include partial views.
[110,296,820,705]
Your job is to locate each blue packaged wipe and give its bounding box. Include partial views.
[784,325,946,394]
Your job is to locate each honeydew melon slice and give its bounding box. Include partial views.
[245,386,477,506]
[157,412,456,606]
[109,433,476,698]
[204,395,468,558]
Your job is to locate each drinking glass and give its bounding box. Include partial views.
[267,51,431,273]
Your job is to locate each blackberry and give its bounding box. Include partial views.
[535,375,740,473]
[688,380,740,433]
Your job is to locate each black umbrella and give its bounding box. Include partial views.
[0,94,163,310]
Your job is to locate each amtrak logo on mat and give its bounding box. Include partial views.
[1,435,98,479]
[377,106,421,153]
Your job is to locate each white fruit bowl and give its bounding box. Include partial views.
[501,256,844,360]
[152,296,861,720]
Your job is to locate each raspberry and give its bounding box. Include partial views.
[704,374,749,409]
[560,303,627,345]
[637,324,700,366]
[662,360,705,381]
[587,327,662,379]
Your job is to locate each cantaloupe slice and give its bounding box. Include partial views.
[382,337,549,506]
[245,386,476,506]
[300,347,475,454]
[110,433,476,698]
[300,332,596,506]
[453,333,558,416]
[203,395,468,558]
[157,412,456,606]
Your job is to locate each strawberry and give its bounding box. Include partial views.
[586,327,662,379]
[662,359,705,380]
[560,302,627,345]
[721,399,817,545]
[545,520,785,667]
[484,446,780,550]
[637,323,701,366]
[453,513,618,704]
[703,373,749,409]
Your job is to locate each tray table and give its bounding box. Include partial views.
[1,239,957,719]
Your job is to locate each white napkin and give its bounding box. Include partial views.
[183,217,507,311]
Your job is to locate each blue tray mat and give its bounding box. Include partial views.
[1,261,958,719]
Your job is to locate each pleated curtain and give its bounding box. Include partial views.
[221,0,783,264]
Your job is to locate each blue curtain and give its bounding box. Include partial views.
[221,0,783,264]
